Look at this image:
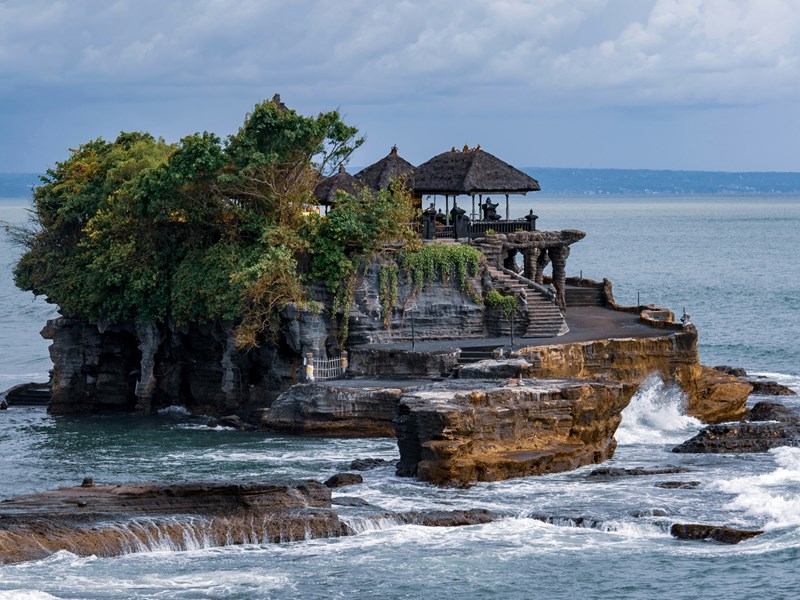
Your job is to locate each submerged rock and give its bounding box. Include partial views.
[324,473,364,488]
[588,466,690,478]
[349,458,392,471]
[655,481,700,489]
[631,509,670,518]
[713,365,748,377]
[218,415,247,430]
[670,523,763,544]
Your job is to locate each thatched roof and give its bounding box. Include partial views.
[355,145,416,191]
[313,165,359,205]
[413,146,540,195]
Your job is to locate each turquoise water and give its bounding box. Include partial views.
[1,196,800,599]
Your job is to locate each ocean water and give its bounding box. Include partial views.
[1,195,800,599]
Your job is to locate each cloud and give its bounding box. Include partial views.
[1,0,798,108]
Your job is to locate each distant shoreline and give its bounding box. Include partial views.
[5,167,800,197]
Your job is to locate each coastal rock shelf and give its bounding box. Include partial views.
[0,480,344,565]
[0,479,512,565]
[394,378,636,485]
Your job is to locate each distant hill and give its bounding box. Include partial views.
[525,167,800,196]
[0,173,39,198]
[4,168,800,198]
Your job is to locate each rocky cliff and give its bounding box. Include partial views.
[516,310,751,424]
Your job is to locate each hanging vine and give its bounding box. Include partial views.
[378,262,399,327]
[485,289,518,318]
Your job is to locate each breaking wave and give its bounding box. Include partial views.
[615,376,702,445]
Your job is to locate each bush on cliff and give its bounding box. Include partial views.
[13,98,420,348]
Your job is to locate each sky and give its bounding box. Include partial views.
[1,0,799,173]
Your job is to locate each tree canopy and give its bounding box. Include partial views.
[14,98,417,348]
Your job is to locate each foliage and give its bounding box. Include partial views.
[400,243,482,297]
[378,263,399,327]
[14,98,365,348]
[485,289,519,318]
[305,178,419,345]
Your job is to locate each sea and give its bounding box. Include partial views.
[1,171,800,599]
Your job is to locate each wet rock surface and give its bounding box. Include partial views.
[0,479,519,564]
[672,421,800,453]
[349,458,392,471]
[655,481,700,489]
[747,401,800,423]
[588,466,690,478]
[1,382,50,406]
[324,473,364,488]
[670,523,763,544]
[394,378,636,485]
[749,379,797,396]
[0,479,344,564]
[713,365,748,377]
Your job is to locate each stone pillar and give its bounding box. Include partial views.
[134,321,161,415]
[549,246,570,311]
[534,250,550,285]
[523,247,540,281]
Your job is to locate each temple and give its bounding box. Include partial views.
[315,144,583,315]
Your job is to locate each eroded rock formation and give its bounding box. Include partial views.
[517,325,752,424]
[260,383,403,437]
[393,378,636,485]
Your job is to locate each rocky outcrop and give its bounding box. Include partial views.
[394,378,636,485]
[260,383,403,437]
[0,480,344,564]
[672,422,800,453]
[324,473,364,488]
[517,326,751,423]
[670,523,763,544]
[749,379,797,396]
[0,382,50,406]
[747,401,800,422]
[673,400,800,453]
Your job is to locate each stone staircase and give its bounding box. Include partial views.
[457,345,502,365]
[486,266,568,338]
[565,285,605,307]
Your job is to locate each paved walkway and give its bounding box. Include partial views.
[355,305,676,354]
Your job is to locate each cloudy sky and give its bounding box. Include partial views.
[1,0,799,173]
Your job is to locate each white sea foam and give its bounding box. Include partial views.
[714,447,800,530]
[615,376,702,445]
[156,405,192,416]
[0,592,61,600]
